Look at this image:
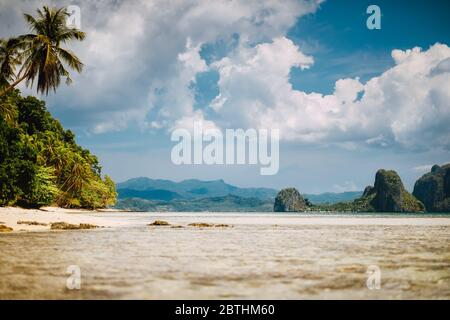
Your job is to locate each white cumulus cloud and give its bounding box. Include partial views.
[209,41,450,151]
[0,0,322,132]
[1,0,449,154]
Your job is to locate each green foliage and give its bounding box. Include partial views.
[18,95,54,134]
[314,194,376,212]
[402,191,425,212]
[0,6,101,208]
[0,90,116,208]
[23,166,59,208]
[0,38,23,85]
[0,115,37,206]
[0,95,18,125]
[103,175,118,207]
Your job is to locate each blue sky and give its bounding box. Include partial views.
[288,0,450,93]
[1,0,450,193]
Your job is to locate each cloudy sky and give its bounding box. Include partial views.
[1,0,449,193]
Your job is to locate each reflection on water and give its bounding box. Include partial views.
[0,213,449,299]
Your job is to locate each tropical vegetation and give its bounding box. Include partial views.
[0,89,116,208]
[0,6,116,208]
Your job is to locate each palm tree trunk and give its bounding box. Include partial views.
[0,73,28,97]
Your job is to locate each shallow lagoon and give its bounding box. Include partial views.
[1,212,449,299]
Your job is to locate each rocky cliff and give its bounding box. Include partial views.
[413,164,450,212]
[368,169,424,212]
[323,169,424,212]
[273,188,307,212]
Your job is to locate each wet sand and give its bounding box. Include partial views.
[0,207,131,232]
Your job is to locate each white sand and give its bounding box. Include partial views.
[0,206,130,232]
[3,208,450,233]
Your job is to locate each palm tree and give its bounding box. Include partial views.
[0,6,86,97]
[0,38,23,87]
[0,38,23,124]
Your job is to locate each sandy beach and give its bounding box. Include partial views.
[2,208,450,233]
[0,207,133,232]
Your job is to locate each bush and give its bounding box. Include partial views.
[23,166,59,208]
[0,115,37,206]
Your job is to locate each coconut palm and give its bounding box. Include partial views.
[0,6,86,97]
[0,38,23,124]
[0,38,23,87]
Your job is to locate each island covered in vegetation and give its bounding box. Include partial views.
[274,165,450,213]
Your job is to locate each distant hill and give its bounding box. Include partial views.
[115,177,364,211]
[116,177,277,200]
[117,188,183,201]
[115,195,273,212]
[303,191,362,204]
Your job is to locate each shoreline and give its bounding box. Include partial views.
[0,206,131,233]
[2,207,450,233]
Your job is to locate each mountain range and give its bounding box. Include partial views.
[114,177,363,211]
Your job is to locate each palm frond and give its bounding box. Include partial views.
[17,6,86,95]
[0,37,25,85]
[57,47,83,72]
